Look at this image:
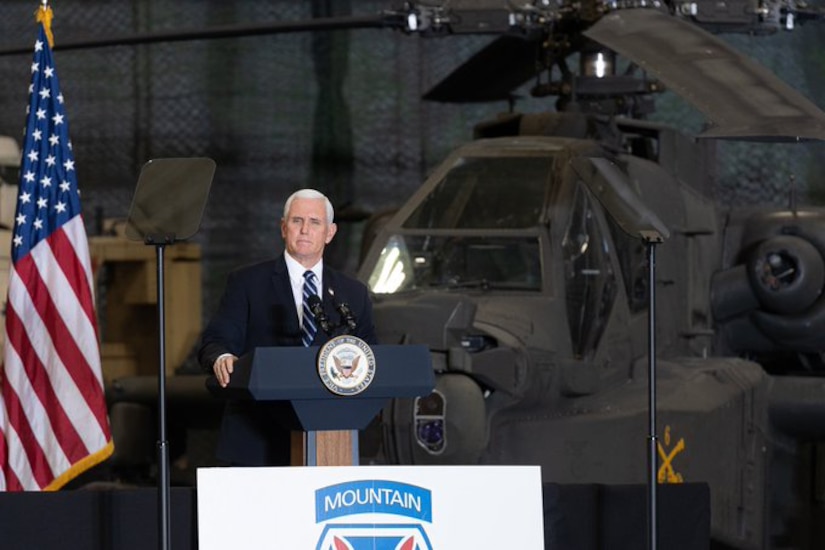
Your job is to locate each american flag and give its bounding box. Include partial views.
[0,12,113,491]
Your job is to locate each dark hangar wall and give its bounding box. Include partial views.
[0,0,824,321]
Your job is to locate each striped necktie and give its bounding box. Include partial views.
[301,270,318,346]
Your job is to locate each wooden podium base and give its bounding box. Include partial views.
[290,430,357,466]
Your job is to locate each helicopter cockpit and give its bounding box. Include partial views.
[366,153,549,294]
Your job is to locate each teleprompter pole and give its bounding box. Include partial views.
[643,230,663,550]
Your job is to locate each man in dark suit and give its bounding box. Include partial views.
[198,188,377,466]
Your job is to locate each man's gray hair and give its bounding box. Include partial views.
[283,188,334,224]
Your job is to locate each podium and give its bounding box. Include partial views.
[207,344,434,466]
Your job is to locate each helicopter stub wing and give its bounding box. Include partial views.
[584,8,825,141]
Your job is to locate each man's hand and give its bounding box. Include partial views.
[213,354,238,387]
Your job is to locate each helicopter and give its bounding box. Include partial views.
[336,3,825,549]
[2,1,825,548]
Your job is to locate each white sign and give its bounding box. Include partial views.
[197,465,544,550]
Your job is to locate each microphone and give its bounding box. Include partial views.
[335,301,358,333]
[307,295,332,334]
[328,287,357,334]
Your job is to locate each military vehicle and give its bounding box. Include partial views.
[355,112,823,549]
[348,6,825,547]
[3,1,825,548]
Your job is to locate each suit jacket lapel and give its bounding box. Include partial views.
[321,266,332,306]
[273,255,300,335]
[322,266,341,320]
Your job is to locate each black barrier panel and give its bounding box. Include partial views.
[0,482,708,550]
[0,487,197,550]
[543,483,711,550]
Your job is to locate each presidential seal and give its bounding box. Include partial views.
[317,335,376,396]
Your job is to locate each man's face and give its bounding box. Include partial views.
[281,197,337,267]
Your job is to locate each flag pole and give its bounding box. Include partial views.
[37,1,54,49]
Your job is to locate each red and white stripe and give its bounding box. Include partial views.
[1,216,112,491]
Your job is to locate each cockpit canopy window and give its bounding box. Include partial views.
[402,156,552,230]
[562,184,617,358]
[368,235,541,294]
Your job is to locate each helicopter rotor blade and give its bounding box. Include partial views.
[422,35,543,103]
[0,14,398,56]
[584,8,825,141]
